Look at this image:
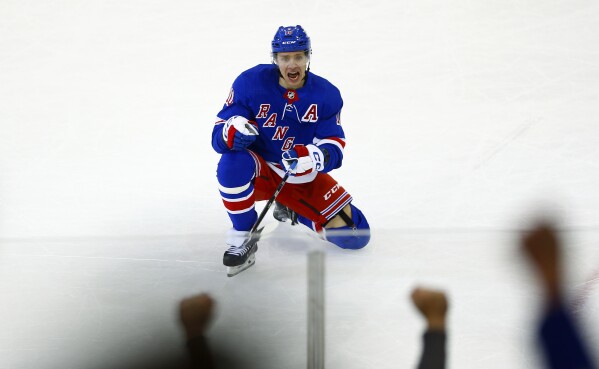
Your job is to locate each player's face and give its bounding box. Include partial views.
[275,51,309,89]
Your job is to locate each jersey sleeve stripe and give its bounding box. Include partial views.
[315,137,346,152]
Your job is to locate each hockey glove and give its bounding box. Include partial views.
[282,144,324,176]
[222,116,259,151]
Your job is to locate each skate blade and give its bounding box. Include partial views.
[226,254,256,277]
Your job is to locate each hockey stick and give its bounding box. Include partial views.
[248,161,297,237]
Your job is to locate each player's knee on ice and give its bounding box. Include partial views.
[324,204,370,250]
[217,150,256,187]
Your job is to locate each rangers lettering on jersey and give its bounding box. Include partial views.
[273,126,289,140]
[257,104,270,118]
[282,137,295,151]
[263,113,277,127]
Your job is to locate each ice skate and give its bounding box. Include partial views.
[273,201,298,225]
[223,228,263,277]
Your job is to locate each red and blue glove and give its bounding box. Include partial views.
[222,116,259,151]
[281,144,325,176]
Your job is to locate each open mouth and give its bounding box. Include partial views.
[287,72,300,83]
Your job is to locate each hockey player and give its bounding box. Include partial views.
[212,25,370,276]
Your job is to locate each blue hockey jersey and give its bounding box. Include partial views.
[212,64,346,173]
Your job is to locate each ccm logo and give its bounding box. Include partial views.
[314,152,322,171]
[324,184,340,200]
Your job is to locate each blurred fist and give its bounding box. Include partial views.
[521,222,562,302]
[411,287,448,330]
[179,293,215,339]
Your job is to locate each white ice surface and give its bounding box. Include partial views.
[1,0,599,368]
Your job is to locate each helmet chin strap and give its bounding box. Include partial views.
[300,66,310,85]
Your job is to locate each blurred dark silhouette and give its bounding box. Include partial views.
[521,222,597,369]
[411,287,449,369]
[179,293,216,369]
[108,220,598,369]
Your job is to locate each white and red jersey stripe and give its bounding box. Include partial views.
[314,136,345,154]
